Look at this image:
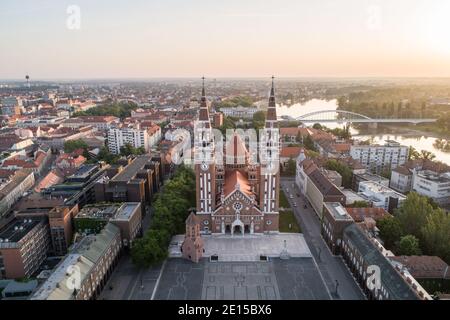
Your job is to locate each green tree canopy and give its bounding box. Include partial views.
[64,139,89,153]
[324,159,353,188]
[395,192,434,236]
[377,216,404,249]
[397,235,422,256]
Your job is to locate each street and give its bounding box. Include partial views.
[99,205,164,300]
[280,177,365,300]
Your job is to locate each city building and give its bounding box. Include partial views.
[350,140,408,174]
[0,218,50,279]
[412,170,450,206]
[342,223,431,300]
[74,202,142,248]
[305,165,346,218]
[61,116,120,131]
[220,105,258,119]
[345,207,390,222]
[389,256,450,294]
[321,202,354,254]
[358,181,406,213]
[95,155,161,207]
[181,212,204,263]
[48,205,79,256]
[1,96,22,116]
[390,165,413,193]
[191,79,280,235]
[42,164,109,208]
[0,169,35,219]
[352,172,390,192]
[31,223,122,300]
[107,123,161,155]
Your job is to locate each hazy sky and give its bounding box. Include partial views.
[1,0,450,79]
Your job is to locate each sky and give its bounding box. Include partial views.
[1,0,450,79]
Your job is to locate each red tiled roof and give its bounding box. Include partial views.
[345,207,390,222]
[390,256,450,279]
[223,170,252,197]
[280,146,302,158]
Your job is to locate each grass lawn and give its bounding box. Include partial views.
[279,189,290,208]
[279,210,301,233]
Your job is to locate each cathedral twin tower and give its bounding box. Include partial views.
[193,77,280,236]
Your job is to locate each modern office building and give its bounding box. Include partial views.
[42,164,109,208]
[358,181,406,214]
[95,155,160,207]
[0,218,50,279]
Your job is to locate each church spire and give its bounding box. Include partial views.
[266,75,277,123]
[199,76,210,122]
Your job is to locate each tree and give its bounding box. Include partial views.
[408,146,419,160]
[377,216,404,249]
[120,143,146,157]
[252,111,266,130]
[396,192,434,237]
[130,165,196,268]
[397,235,422,256]
[97,146,119,164]
[420,209,450,264]
[312,123,323,130]
[325,159,353,188]
[64,139,89,153]
[419,150,436,161]
[283,157,296,176]
[303,135,316,152]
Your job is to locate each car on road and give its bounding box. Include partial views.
[293,203,297,207]
[289,195,294,199]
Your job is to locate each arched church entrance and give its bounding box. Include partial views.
[233,225,243,235]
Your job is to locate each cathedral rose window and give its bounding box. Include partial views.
[233,202,243,211]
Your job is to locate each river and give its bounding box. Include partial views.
[276,99,450,165]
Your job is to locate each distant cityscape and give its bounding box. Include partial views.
[0,75,448,302]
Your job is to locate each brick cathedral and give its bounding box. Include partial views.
[191,77,280,235]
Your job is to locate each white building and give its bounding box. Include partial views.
[108,126,148,155]
[350,140,408,174]
[358,181,406,213]
[107,124,161,155]
[220,106,258,119]
[390,166,413,193]
[412,170,450,205]
[295,149,308,196]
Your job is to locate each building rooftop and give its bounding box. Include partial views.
[307,168,345,197]
[76,202,140,222]
[0,218,42,245]
[390,256,450,280]
[0,169,34,201]
[31,223,120,300]
[359,181,406,200]
[324,202,353,221]
[343,224,421,300]
[112,155,152,182]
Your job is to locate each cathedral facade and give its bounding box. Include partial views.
[193,77,280,235]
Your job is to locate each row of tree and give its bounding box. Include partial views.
[131,166,196,268]
[377,192,450,263]
[72,102,138,119]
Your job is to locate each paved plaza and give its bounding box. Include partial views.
[153,257,331,300]
[170,233,311,261]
